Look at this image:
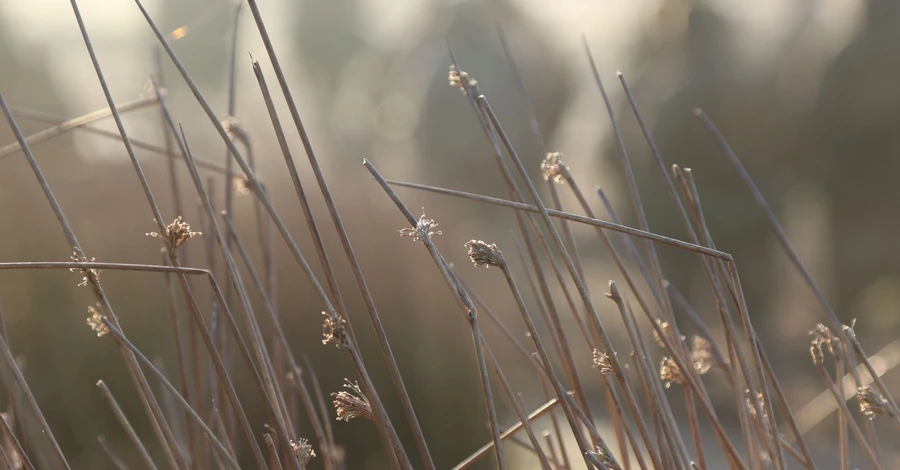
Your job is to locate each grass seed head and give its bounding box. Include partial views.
[332,379,373,422]
[465,240,504,268]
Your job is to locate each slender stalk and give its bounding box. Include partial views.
[384,180,729,259]
[97,436,131,470]
[248,27,433,469]
[97,381,159,470]
[222,213,332,470]
[812,360,882,470]
[483,344,553,470]
[0,96,158,159]
[1,89,180,470]
[133,4,406,465]
[99,318,241,470]
[451,398,562,470]
[363,159,507,469]
[263,434,285,470]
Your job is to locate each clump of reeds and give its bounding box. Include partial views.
[0,1,896,469]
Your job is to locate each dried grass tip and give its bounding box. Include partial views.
[146,216,201,249]
[587,446,622,470]
[659,356,685,388]
[465,240,504,268]
[857,386,896,420]
[69,250,100,287]
[86,304,109,338]
[690,335,714,375]
[652,320,684,348]
[592,349,614,375]
[399,209,442,243]
[540,152,569,184]
[322,311,349,348]
[332,379,373,422]
[289,438,316,466]
[745,390,768,422]
[448,64,477,94]
[221,115,245,141]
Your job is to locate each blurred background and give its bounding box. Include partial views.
[1,0,899,468]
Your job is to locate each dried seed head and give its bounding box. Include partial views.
[234,176,253,196]
[221,116,245,141]
[690,335,714,375]
[465,240,504,268]
[321,311,349,348]
[540,152,569,184]
[745,390,768,422]
[332,379,373,422]
[592,349,614,375]
[659,356,685,388]
[69,250,100,287]
[809,337,825,365]
[857,386,895,420]
[289,438,316,466]
[587,446,622,470]
[399,209,442,243]
[146,216,201,249]
[86,304,109,338]
[652,320,685,348]
[809,323,842,359]
[448,64,477,94]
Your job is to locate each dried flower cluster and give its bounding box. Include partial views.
[809,324,842,358]
[86,304,109,338]
[321,311,349,348]
[592,349,614,375]
[399,210,442,243]
[448,64,477,94]
[690,335,714,375]
[745,390,768,422]
[659,356,685,388]
[146,216,201,249]
[332,379,373,422]
[652,320,684,348]
[289,438,316,466]
[221,115,246,141]
[540,152,569,184]
[70,250,100,287]
[465,240,504,269]
[857,386,896,420]
[234,175,253,196]
[587,446,622,470]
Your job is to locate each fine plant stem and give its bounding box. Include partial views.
[245,5,435,464]
[133,3,407,465]
[694,109,842,332]
[812,360,882,470]
[179,126,303,470]
[221,212,333,470]
[384,180,729,259]
[99,318,241,470]
[7,106,234,177]
[451,398,562,470]
[0,96,158,159]
[97,381,159,470]
[0,332,67,470]
[363,159,507,469]
[449,48,597,440]
[303,357,337,469]
[0,90,181,470]
[263,434,284,470]
[482,343,553,470]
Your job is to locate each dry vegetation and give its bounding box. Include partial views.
[0,1,896,469]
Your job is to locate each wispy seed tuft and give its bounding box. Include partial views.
[332,379,373,422]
